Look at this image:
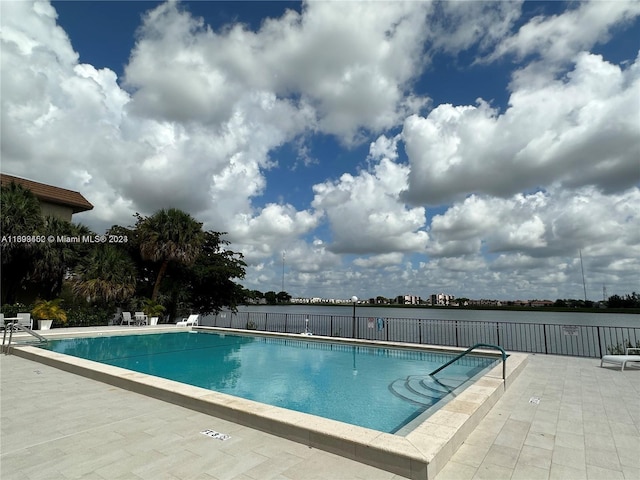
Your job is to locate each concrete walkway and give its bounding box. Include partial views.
[1,339,639,479]
[435,354,640,480]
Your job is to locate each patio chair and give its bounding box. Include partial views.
[121,312,134,326]
[601,348,640,371]
[16,313,33,330]
[134,312,148,325]
[176,314,199,327]
[109,310,122,326]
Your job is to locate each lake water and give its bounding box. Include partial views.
[205,305,639,358]
[227,305,638,327]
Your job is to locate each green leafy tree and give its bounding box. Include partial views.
[186,231,246,314]
[0,182,44,303]
[136,209,204,301]
[72,245,137,306]
[608,293,640,308]
[276,291,291,303]
[33,216,93,299]
[264,291,277,304]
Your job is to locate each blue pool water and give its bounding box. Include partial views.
[40,332,497,433]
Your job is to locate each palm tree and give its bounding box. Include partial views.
[33,216,93,298]
[136,208,204,301]
[0,182,44,303]
[73,245,137,305]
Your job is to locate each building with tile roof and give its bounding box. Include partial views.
[0,173,93,222]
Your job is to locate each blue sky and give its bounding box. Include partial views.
[2,1,639,301]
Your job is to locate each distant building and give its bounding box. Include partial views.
[430,293,455,306]
[529,300,554,307]
[468,299,503,307]
[396,294,421,305]
[1,173,93,222]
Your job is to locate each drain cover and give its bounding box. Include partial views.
[529,396,540,405]
[200,429,230,441]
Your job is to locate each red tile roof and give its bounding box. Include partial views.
[0,173,94,213]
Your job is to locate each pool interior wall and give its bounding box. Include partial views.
[5,326,528,480]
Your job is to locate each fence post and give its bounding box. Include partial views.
[265,313,269,331]
[597,327,602,358]
[455,320,459,347]
[496,323,500,345]
[543,324,548,354]
[330,316,333,337]
[419,320,422,344]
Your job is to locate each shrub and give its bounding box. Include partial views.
[65,304,112,327]
[1,303,30,318]
[607,339,640,355]
[31,298,67,324]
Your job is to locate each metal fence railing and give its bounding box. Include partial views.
[202,311,640,359]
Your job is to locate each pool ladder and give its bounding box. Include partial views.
[429,343,507,383]
[2,322,48,354]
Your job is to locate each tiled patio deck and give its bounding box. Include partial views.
[1,327,639,479]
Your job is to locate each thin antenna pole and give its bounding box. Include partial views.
[281,251,285,292]
[579,249,587,302]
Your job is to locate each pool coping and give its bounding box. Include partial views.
[4,326,528,480]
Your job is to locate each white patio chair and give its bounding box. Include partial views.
[121,312,134,326]
[134,312,148,325]
[109,310,122,326]
[16,313,33,329]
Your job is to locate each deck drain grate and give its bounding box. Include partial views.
[200,429,230,441]
[529,396,540,405]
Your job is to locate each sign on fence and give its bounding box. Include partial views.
[562,325,580,336]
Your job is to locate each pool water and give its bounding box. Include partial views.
[40,332,497,433]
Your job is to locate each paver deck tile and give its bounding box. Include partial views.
[3,331,640,480]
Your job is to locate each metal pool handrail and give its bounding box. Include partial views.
[2,322,48,354]
[429,343,507,383]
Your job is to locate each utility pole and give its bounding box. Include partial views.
[579,249,587,302]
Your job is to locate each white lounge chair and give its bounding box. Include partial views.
[176,314,199,327]
[121,312,134,326]
[601,348,640,371]
[134,312,148,325]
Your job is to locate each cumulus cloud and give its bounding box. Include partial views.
[486,0,640,64]
[428,1,524,56]
[124,0,431,144]
[402,52,640,206]
[312,157,428,255]
[353,253,404,269]
[428,186,640,260]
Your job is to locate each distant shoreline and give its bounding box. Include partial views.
[256,303,640,315]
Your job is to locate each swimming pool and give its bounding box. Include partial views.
[39,330,497,433]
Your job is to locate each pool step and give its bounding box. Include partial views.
[388,375,469,407]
